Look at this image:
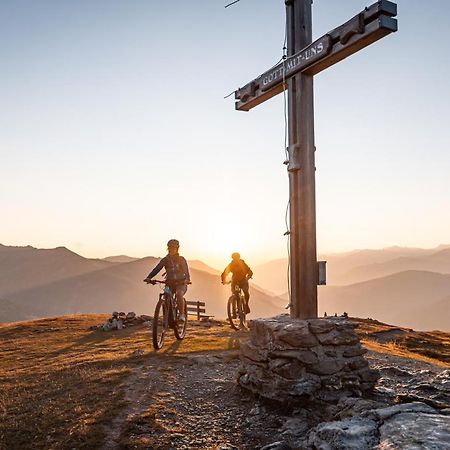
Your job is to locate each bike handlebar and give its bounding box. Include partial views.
[222,276,252,285]
[144,279,192,285]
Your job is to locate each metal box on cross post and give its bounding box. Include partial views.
[318,261,327,286]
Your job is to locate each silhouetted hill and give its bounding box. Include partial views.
[187,260,220,275]
[3,244,449,329]
[253,245,450,292]
[1,252,283,322]
[319,270,450,331]
[411,295,450,332]
[339,247,450,284]
[0,244,112,297]
[0,298,27,323]
[102,255,139,263]
[252,258,288,295]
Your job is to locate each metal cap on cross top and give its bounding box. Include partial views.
[233,0,397,319]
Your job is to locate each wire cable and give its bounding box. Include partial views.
[224,0,241,8]
[281,17,291,309]
[223,90,235,99]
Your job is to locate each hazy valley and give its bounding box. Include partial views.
[1,243,449,331]
[0,244,283,324]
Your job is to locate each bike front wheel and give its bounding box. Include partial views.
[174,298,187,340]
[227,295,242,330]
[152,297,168,350]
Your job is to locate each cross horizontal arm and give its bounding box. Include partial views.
[235,0,397,112]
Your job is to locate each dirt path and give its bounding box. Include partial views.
[100,323,449,450]
[100,364,157,450]
[99,322,286,450]
[102,351,284,450]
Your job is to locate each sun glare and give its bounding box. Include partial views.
[192,220,257,269]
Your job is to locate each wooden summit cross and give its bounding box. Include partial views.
[234,0,397,319]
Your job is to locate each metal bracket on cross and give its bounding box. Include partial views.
[287,144,302,172]
[235,0,397,111]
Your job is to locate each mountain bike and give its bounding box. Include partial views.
[225,281,247,330]
[145,280,188,350]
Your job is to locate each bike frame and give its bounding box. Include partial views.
[226,281,247,330]
[161,285,179,328]
[234,285,245,323]
[149,279,189,350]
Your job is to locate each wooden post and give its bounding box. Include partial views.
[233,0,397,321]
[287,0,318,319]
[197,301,200,321]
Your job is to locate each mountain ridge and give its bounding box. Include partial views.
[0,247,283,323]
[2,243,449,330]
[319,270,450,331]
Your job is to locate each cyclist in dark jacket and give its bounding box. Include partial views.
[221,252,253,314]
[144,239,190,322]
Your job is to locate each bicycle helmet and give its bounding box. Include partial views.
[167,239,180,248]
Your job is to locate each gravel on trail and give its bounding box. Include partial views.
[101,323,450,450]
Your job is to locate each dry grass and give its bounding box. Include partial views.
[1,314,448,449]
[354,317,450,367]
[361,339,450,368]
[0,315,241,450]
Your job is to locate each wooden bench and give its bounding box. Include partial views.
[186,301,211,320]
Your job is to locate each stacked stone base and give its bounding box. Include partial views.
[238,315,379,403]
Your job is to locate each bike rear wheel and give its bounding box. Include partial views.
[227,295,243,330]
[152,297,168,350]
[174,298,187,340]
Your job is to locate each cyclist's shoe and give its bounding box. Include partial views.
[178,313,186,322]
[244,303,251,314]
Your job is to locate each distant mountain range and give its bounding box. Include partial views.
[252,245,450,293]
[253,246,450,331]
[102,255,139,263]
[338,248,450,285]
[0,244,112,296]
[1,243,449,331]
[0,244,283,323]
[319,270,450,331]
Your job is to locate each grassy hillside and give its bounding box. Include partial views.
[1,315,448,449]
[0,315,243,449]
[353,317,450,366]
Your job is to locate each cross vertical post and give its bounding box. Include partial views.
[233,0,397,322]
[286,0,318,319]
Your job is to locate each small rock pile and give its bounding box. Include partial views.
[238,314,379,403]
[97,311,152,331]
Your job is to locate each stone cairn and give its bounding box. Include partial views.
[93,311,152,331]
[238,315,380,404]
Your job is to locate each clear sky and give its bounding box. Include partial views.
[1,0,449,268]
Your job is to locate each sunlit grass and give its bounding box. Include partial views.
[354,317,450,367]
[0,315,243,449]
[1,314,448,449]
[361,339,450,368]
